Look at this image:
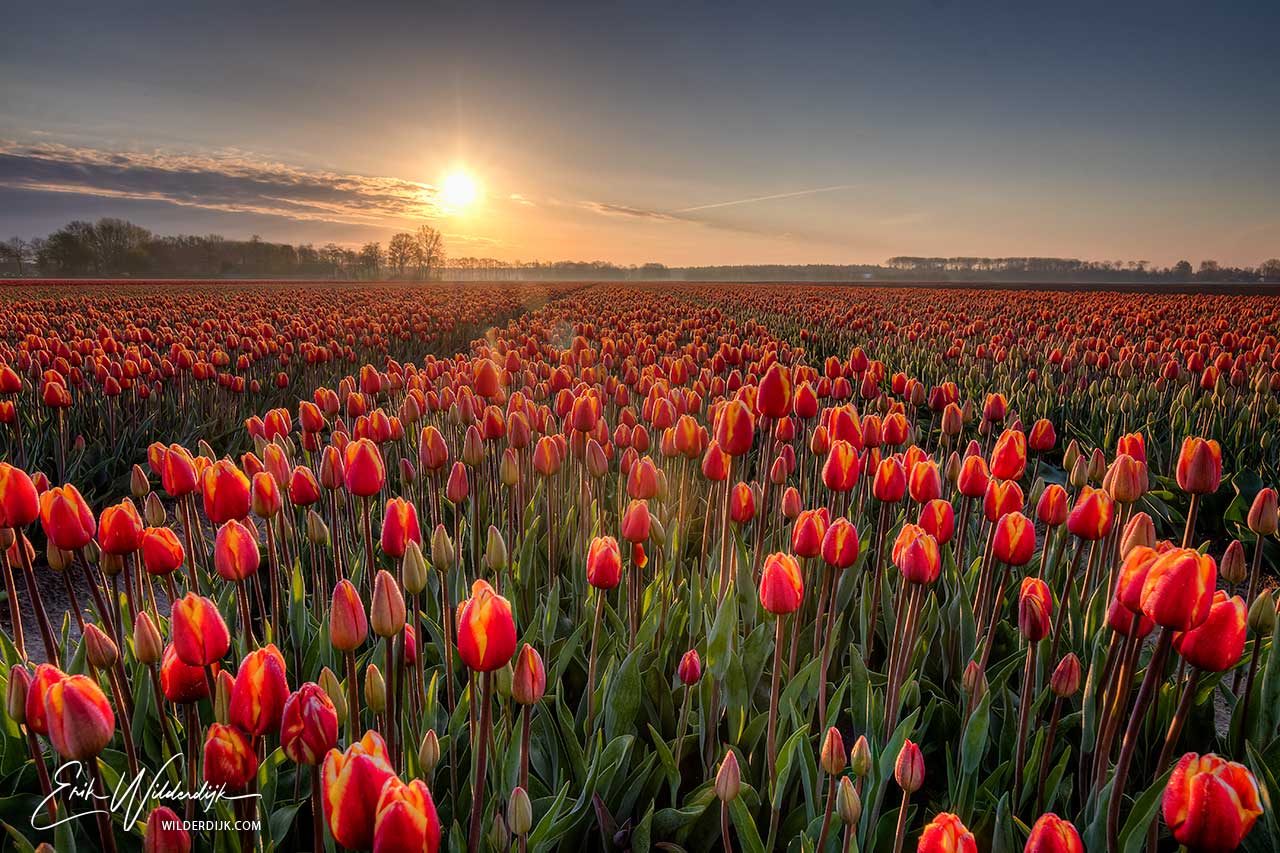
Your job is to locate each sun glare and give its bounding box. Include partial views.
[441,171,480,210]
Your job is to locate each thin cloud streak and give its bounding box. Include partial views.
[674,184,859,213]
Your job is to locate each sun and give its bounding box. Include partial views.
[440,171,479,210]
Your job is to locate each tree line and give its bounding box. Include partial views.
[0,219,446,279]
[3,218,1277,283]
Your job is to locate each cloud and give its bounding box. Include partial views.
[673,184,859,213]
[579,200,683,222]
[0,140,448,226]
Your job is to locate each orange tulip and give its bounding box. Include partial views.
[893,524,942,584]
[1140,547,1215,630]
[1018,577,1053,642]
[759,552,803,615]
[229,644,290,737]
[25,663,65,736]
[1161,752,1261,850]
[39,484,96,551]
[757,362,793,419]
[160,444,199,498]
[586,536,623,590]
[322,731,396,850]
[821,517,860,568]
[1174,590,1246,672]
[171,592,230,666]
[213,518,260,581]
[140,526,184,575]
[956,455,990,499]
[160,644,210,704]
[456,579,517,672]
[729,481,756,524]
[714,399,755,456]
[0,464,39,528]
[512,643,546,705]
[1024,814,1083,853]
[373,777,442,853]
[990,429,1027,481]
[1036,484,1069,527]
[908,460,943,503]
[203,722,257,790]
[791,508,829,558]
[344,437,387,497]
[1028,419,1057,453]
[873,456,907,503]
[620,499,651,542]
[1067,486,1115,541]
[983,478,1024,522]
[380,497,421,559]
[43,673,115,759]
[202,460,252,523]
[822,440,861,493]
[918,499,955,545]
[993,511,1036,566]
[917,812,977,853]
[1175,437,1222,495]
[98,499,144,555]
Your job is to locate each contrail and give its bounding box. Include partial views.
[674,183,858,213]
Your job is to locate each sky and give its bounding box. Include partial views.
[2,0,1278,267]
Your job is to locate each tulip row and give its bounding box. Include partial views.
[0,282,1275,853]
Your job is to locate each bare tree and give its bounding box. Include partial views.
[387,233,416,277]
[359,242,384,279]
[415,224,446,279]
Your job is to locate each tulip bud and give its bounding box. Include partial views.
[677,649,701,686]
[82,623,119,669]
[820,727,846,775]
[1248,487,1278,536]
[214,670,234,724]
[319,666,347,725]
[849,735,872,777]
[45,541,71,572]
[370,570,407,638]
[143,492,166,527]
[488,813,510,851]
[133,611,164,665]
[130,464,150,499]
[894,739,924,793]
[431,524,455,571]
[1220,540,1247,585]
[512,644,546,705]
[836,776,862,826]
[508,787,532,836]
[402,540,428,595]
[963,659,987,704]
[7,665,30,724]
[306,510,330,546]
[1249,591,1276,635]
[1068,456,1088,489]
[364,664,386,713]
[1120,511,1156,557]
[1175,437,1222,495]
[714,750,741,802]
[901,679,920,710]
[44,674,115,759]
[418,729,440,776]
[485,525,508,572]
[1050,653,1082,697]
[100,552,124,577]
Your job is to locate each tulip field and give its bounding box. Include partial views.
[0,279,1278,853]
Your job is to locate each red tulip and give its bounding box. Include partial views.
[203,722,257,790]
[171,592,230,666]
[373,777,442,853]
[144,805,191,853]
[1067,486,1115,541]
[25,663,65,736]
[918,499,955,545]
[1175,437,1222,495]
[893,524,942,584]
[213,518,260,581]
[229,643,290,737]
[759,552,803,615]
[873,457,907,503]
[917,812,977,853]
[990,429,1027,481]
[39,484,96,551]
[1162,753,1261,850]
[456,579,517,672]
[322,731,396,850]
[0,464,39,528]
[98,499,144,555]
[822,440,861,492]
[344,437,387,497]
[512,643,546,705]
[791,508,829,559]
[993,511,1036,566]
[281,682,339,765]
[1140,547,1215,630]
[330,579,369,651]
[678,649,702,686]
[821,517,861,568]
[1024,814,1083,853]
[1174,590,1246,672]
[160,644,211,704]
[1018,577,1053,641]
[381,497,422,558]
[43,673,114,759]
[714,399,755,456]
[202,460,252,523]
[620,499,651,542]
[895,739,925,792]
[141,527,184,575]
[586,536,623,590]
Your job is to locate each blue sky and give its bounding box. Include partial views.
[2,0,1277,265]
